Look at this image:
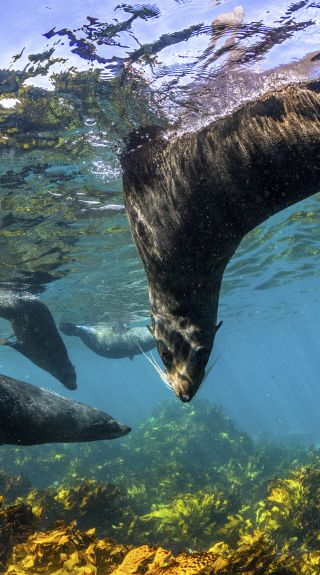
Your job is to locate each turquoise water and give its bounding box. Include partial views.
[0,0,319,438]
[0,0,320,566]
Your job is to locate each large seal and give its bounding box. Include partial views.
[121,79,320,402]
[60,322,155,360]
[0,373,130,445]
[0,291,77,390]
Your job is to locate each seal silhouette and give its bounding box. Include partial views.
[0,373,130,445]
[0,291,76,389]
[121,79,320,402]
[60,322,155,360]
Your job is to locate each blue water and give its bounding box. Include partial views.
[0,0,320,575]
[1,1,320,562]
[1,269,319,441]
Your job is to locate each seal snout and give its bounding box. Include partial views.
[170,370,195,402]
[179,393,192,403]
[60,364,77,390]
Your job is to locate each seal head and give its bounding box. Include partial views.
[149,315,221,401]
[0,373,130,445]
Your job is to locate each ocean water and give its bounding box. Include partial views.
[0,0,320,571]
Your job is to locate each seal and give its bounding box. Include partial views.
[0,373,130,445]
[60,322,155,360]
[0,291,77,390]
[121,79,320,402]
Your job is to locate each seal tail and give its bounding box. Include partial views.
[59,322,80,337]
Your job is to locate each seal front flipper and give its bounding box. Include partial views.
[0,373,131,445]
[0,336,16,346]
[1,339,26,354]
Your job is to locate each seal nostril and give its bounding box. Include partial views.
[179,393,191,403]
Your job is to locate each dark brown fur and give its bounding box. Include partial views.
[121,80,320,401]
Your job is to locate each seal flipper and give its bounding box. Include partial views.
[0,336,16,346]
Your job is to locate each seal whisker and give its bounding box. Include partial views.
[151,358,171,387]
[149,350,171,385]
[138,345,161,372]
[138,344,172,390]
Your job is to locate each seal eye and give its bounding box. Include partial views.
[158,342,173,367]
[162,349,173,365]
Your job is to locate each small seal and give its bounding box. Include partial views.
[0,291,77,390]
[0,373,130,445]
[60,322,155,360]
[121,79,320,402]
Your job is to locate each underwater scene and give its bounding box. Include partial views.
[1,0,320,573]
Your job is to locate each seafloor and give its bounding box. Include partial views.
[0,399,319,574]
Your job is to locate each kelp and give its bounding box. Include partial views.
[0,500,36,571]
[53,480,131,534]
[0,399,320,568]
[15,480,133,538]
[220,466,320,552]
[3,522,129,575]
[2,517,320,574]
[0,63,165,152]
[140,489,230,550]
[0,472,31,502]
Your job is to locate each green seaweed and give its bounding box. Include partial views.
[0,398,320,570]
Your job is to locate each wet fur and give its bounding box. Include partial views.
[0,291,76,389]
[60,322,155,359]
[121,80,320,400]
[0,373,130,445]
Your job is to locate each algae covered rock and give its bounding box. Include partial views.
[3,522,129,575]
[1,399,320,566]
[0,500,37,571]
[15,480,132,538]
[109,545,215,575]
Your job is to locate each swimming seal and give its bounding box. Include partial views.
[121,79,320,402]
[60,322,155,360]
[0,373,130,445]
[0,291,77,390]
